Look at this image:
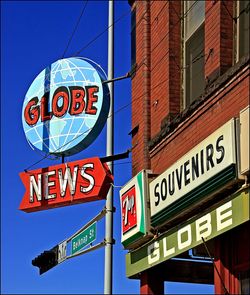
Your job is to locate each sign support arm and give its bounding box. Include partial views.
[67,241,106,260]
[65,207,106,243]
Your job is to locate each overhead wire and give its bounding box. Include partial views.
[134,0,207,73]
[24,72,168,172]
[24,1,214,172]
[145,2,216,172]
[150,1,216,74]
[72,0,156,56]
[73,8,131,56]
[234,1,250,21]
[62,0,89,58]
[221,0,237,24]
[150,0,199,55]
[222,0,250,24]
[23,1,156,171]
[149,0,170,29]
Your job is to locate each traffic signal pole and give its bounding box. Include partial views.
[104,1,114,294]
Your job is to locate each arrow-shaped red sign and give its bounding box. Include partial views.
[19,157,113,213]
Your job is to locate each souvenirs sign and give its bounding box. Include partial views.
[22,58,110,156]
[150,119,237,227]
[19,157,113,212]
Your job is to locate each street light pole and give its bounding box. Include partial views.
[104,1,114,294]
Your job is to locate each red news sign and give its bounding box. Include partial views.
[19,157,113,212]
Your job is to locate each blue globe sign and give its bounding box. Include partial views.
[22,57,110,156]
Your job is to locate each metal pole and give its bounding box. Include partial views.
[104,1,114,294]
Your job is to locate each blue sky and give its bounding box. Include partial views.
[1,1,214,294]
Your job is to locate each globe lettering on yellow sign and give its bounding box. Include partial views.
[22,57,110,156]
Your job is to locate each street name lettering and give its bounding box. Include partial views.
[71,222,97,255]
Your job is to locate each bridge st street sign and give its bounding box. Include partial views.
[19,157,113,212]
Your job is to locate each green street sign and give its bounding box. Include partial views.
[71,222,97,255]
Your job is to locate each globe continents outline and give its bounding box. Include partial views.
[22,57,110,156]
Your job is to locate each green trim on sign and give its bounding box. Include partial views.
[122,231,145,248]
[126,188,249,278]
[151,165,236,227]
[137,172,145,233]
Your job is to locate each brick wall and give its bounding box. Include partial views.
[131,1,151,174]
[131,0,181,175]
[131,0,249,176]
[129,1,249,293]
[150,1,181,138]
[205,1,234,84]
[150,65,249,174]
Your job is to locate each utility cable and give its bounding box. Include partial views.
[135,0,214,73]
[23,82,161,170]
[221,0,236,24]
[150,0,199,54]
[222,0,250,23]
[62,0,88,58]
[23,1,214,171]
[24,51,208,172]
[151,0,169,25]
[73,8,131,56]
[234,1,250,21]
[73,0,156,56]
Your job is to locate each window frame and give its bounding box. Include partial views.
[183,0,205,109]
[236,0,250,61]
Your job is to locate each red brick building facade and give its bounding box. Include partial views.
[127,1,249,294]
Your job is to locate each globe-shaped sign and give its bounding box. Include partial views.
[22,57,110,156]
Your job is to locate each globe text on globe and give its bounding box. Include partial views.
[22,58,110,156]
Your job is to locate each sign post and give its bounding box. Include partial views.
[104,1,114,294]
[20,36,117,286]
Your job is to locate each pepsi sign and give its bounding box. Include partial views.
[22,57,110,156]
